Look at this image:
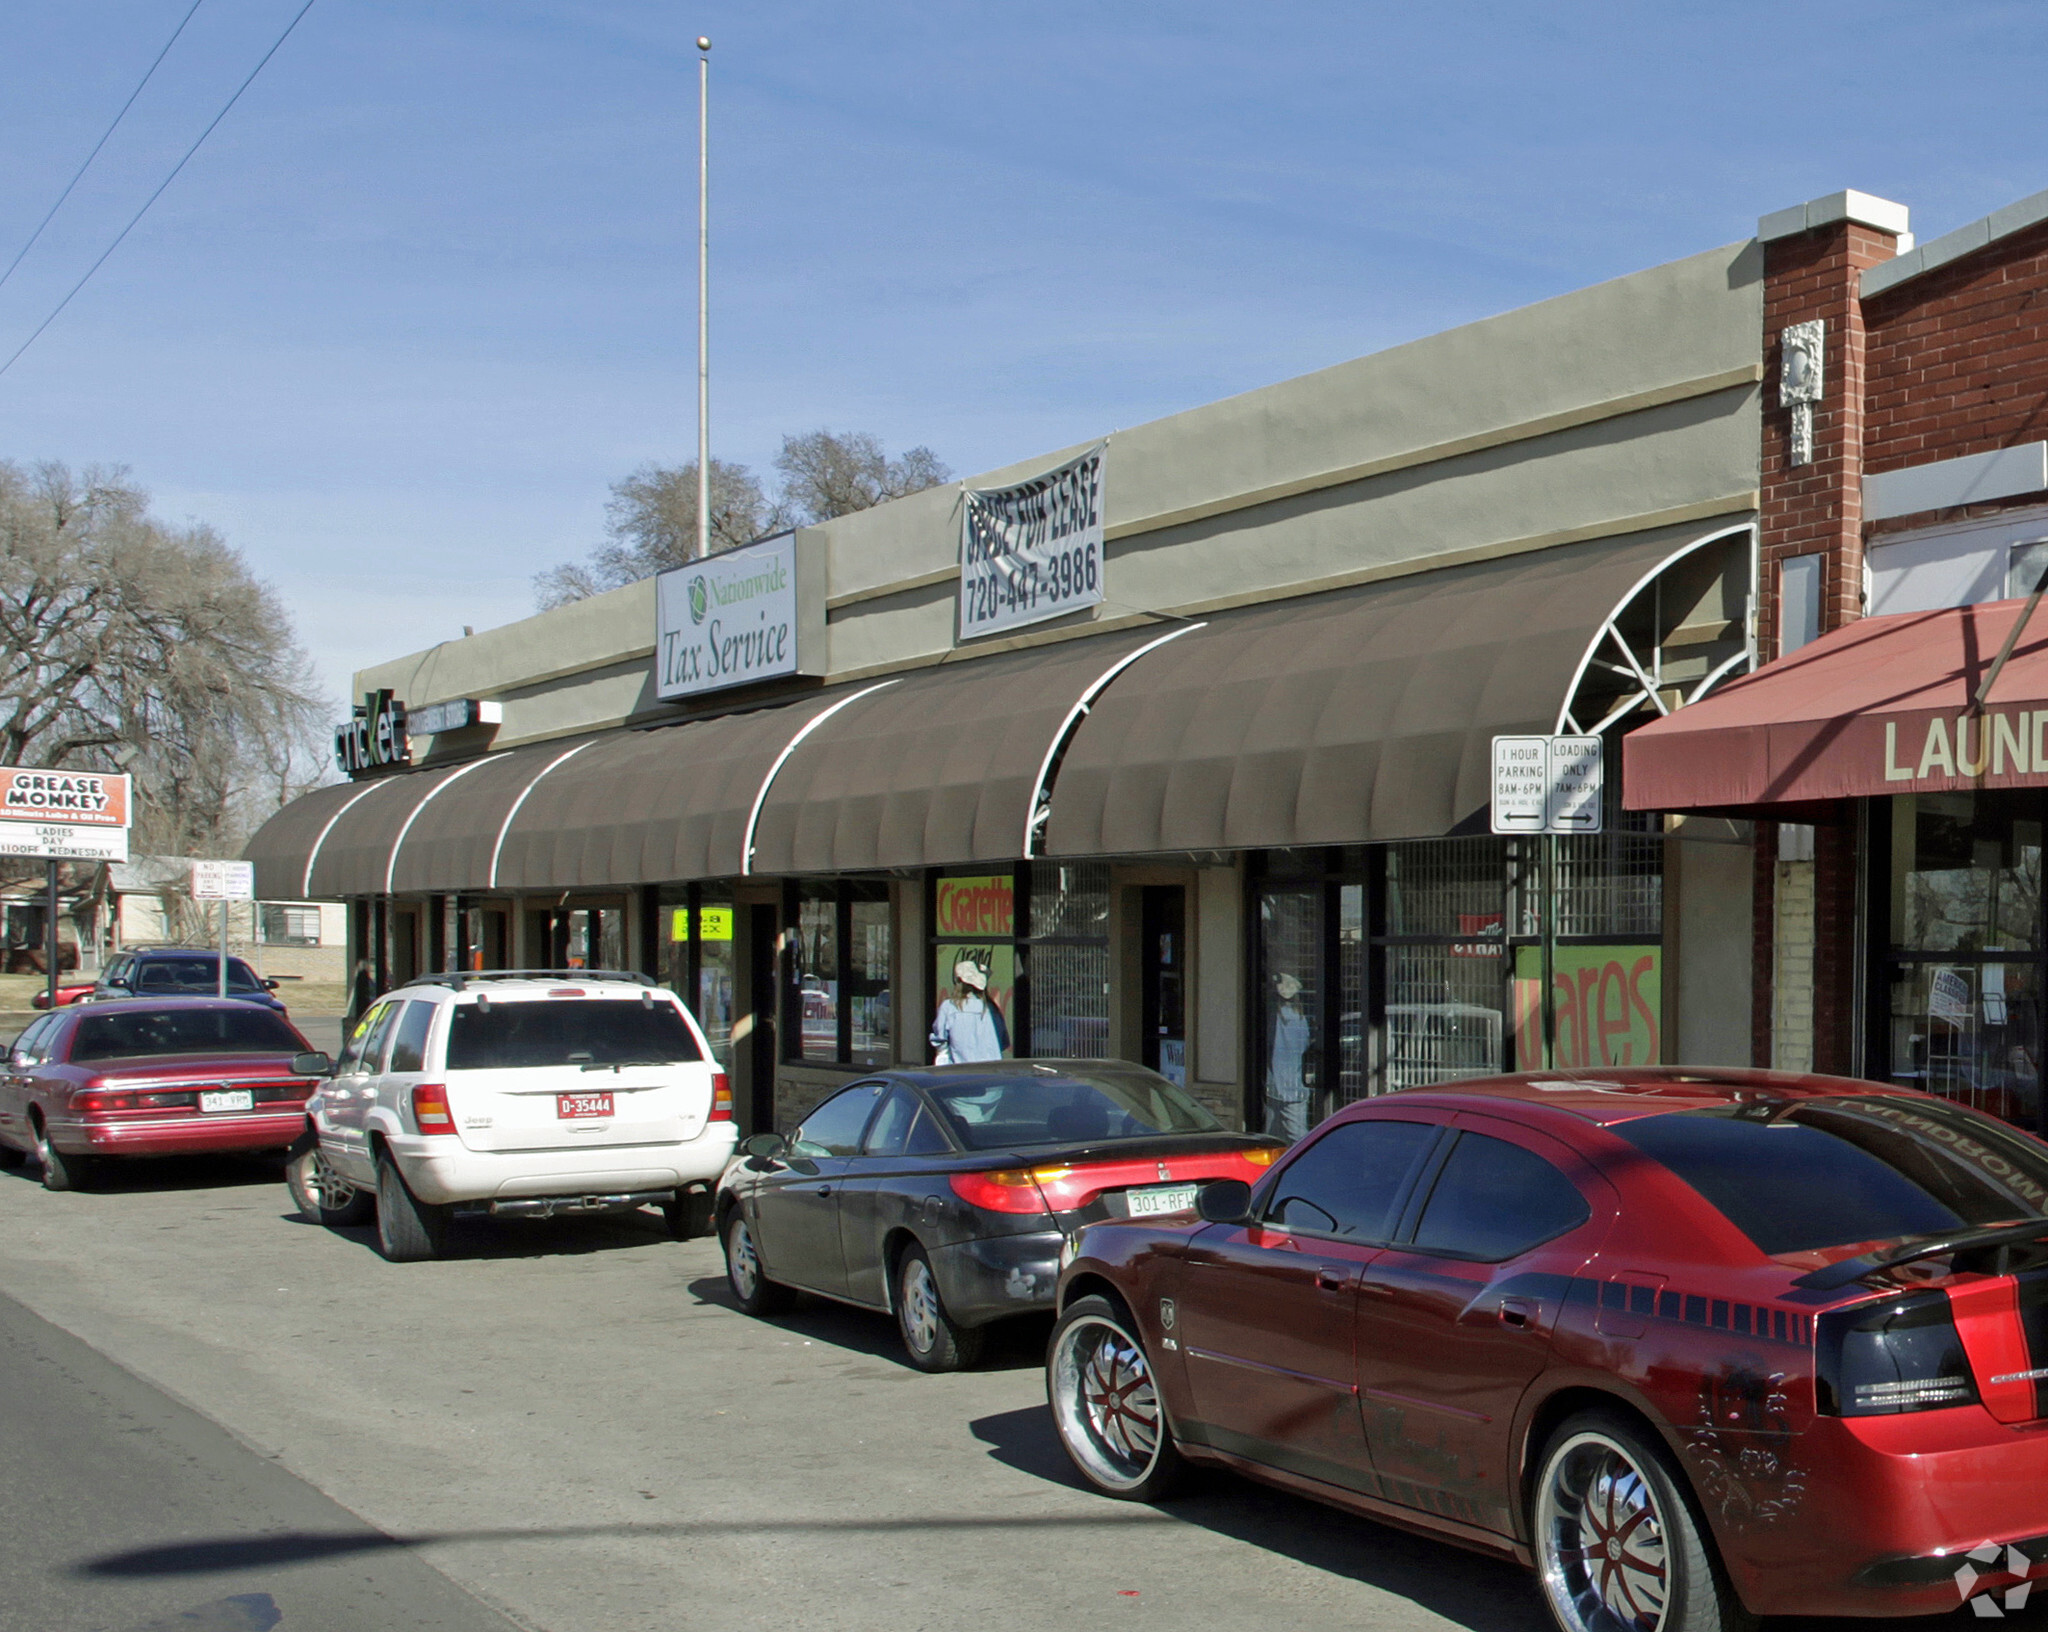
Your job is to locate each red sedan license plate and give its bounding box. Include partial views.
[556,1091,614,1120]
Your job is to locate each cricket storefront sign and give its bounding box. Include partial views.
[335,690,410,777]
[655,532,828,702]
[959,445,1105,640]
[0,767,132,862]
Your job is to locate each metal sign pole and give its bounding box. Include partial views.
[1540,832,1557,1070]
[45,860,59,1012]
[219,898,229,998]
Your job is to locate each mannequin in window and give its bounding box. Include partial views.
[930,958,1008,1065]
[1265,971,1312,1142]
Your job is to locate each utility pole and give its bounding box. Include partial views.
[696,34,711,560]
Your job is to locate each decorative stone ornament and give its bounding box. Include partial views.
[1780,320,1825,466]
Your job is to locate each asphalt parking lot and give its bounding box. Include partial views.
[0,1153,2021,1632]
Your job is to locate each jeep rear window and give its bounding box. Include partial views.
[71,1008,303,1062]
[446,1000,702,1070]
[1612,1096,2048,1256]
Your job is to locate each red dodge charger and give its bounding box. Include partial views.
[0,997,319,1190]
[1050,1068,2048,1632]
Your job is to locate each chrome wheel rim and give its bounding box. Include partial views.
[1050,1314,1163,1491]
[900,1257,941,1354]
[301,1148,357,1213]
[1536,1431,1671,1632]
[727,1218,761,1300]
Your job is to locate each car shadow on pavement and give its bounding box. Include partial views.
[964,1403,2015,1632]
[0,1153,284,1195]
[684,1272,1051,1372]
[286,1206,683,1262]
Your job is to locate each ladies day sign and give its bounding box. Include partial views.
[0,767,132,860]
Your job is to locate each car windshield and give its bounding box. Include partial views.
[1613,1095,2048,1256]
[71,1007,303,1062]
[926,1063,1220,1150]
[128,957,262,994]
[446,999,702,1070]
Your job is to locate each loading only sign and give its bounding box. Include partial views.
[1491,736,1603,834]
[0,767,133,861]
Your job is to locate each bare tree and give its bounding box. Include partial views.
[773,429,950,523]
[534,459,771,609]
[0,460,328,864]
[534,431,952,608]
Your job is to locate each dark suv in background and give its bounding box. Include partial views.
[93,950,289,1014]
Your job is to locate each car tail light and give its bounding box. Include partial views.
[1816,1289,1980,1415]
[709,1072,733,1121]
[950,1169,1055,1215]
[1241,1146,1280,1168]
[549,988,586,997]
[71,1086,197,1113]
[412,1083,456,1135]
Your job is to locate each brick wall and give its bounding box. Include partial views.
[1865,218,2048,476]
[1757,221,1902,656]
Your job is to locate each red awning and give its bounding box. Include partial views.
[1625,598,2048,813]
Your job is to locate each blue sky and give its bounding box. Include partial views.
[2,1,2043,704]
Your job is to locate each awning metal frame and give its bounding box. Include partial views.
[1553,521,1759,739]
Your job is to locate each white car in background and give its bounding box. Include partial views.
[286,971,736,1261]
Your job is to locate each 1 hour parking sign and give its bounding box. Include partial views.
[1491,736,1603,834]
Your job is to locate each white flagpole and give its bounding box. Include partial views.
[696,35,711,560]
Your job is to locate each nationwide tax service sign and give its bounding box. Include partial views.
[0,767,133,861]
[655,533,827,702]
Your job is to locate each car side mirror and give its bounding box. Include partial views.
[1196,1178,1253,1225]
[742,1132,788,1160]
[291,1051,334,1078]
[104,980,130,992]
[263,978,280,990]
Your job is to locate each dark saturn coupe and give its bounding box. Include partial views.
[716,1060,1283,1369]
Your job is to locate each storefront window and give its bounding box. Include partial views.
[1386,839,1509,1090]
[1026,861,1110,1059]
[659,884,736,1072]
[1882,792,2045,1130]
[1890,792,2040,953]
[795,885,840,1062]
[1258,884,1321,1138]
[790,880,892,1068]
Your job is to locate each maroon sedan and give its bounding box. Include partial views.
[0,997,319,1191]
[1050,1068,2048,1632]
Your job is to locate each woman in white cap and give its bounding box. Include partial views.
[1264,971,1312,1141]
[930,958,1008,1065]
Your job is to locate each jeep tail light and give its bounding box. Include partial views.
[709,1072,733,1121]
[412,1083,456,1135]
[1816,1289,1979,1415]
[950,1168,1056,1216]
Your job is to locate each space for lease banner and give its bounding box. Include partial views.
[959,444,1105,639]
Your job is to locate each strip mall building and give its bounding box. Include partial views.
[248,183,2048,1137]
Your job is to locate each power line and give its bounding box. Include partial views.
[0,0,209,296]
[0,0,319,384]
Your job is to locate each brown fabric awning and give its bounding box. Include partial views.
[1624,598,2048,813]
[747,628,1171,875]
[388,740,598,893]
[244,780,377,900]
[488,705,809,889]
[1044,530,1691,856]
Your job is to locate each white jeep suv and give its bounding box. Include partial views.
[286,971,736,1261]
